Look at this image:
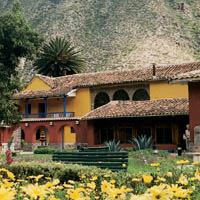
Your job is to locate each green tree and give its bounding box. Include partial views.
[34,36,85,77]
[0,0,43,125]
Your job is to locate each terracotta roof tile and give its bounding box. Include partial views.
[13,88,72,99]
[36,74,56,88]
[13,62,200,99]
[82,98,188,120]
[170,70,200,83]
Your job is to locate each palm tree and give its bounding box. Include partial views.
[34,36,85,77]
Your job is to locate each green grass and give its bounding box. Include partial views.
[0,153,52,163]
[127,149,192,174]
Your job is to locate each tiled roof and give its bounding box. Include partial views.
[13,62,200,99]
[170,70,200,83]
[13,88,72,99]
[82,98,188,120]
[36,74,56,88]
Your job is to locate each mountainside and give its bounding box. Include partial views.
[1,0,200,73]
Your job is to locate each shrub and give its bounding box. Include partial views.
[129,135,153,150]
[34,147,58,154]
[34,147,78,154]
[104,140,121,152]
[0,161,122,184]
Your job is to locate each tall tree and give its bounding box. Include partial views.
[34,36,85,77]
[0,0,43,125]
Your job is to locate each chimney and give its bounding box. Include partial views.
[152,63,156,76]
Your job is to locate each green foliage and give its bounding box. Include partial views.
[129,135,153,150]
[34,36,85,77]
[104,140,121,152]
[21,139,27,150]
[34,147,58,154]
[2,161,114,183]
[7,136,14,150]
[0,0,43,125]
[34,147,78,154]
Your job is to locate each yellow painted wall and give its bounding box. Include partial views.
[66,88,91,117]
[150,81,188,100]
[47,98,63,113]
[19,88,91,117]
[23,77,51,92]
[64,126,76,143]
[28,99,45,113]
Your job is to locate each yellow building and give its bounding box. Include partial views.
[8,62,200,151]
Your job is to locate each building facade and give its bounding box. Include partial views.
[1,62,200,151]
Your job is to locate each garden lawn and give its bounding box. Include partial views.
[0,149,193,174]
[128,149,192,174]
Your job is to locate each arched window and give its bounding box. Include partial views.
[94,92,110,109]
[133,89,150,101]
[113,89,129,100]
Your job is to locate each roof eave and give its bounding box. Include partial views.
[83,113,189,120]
[169,77,200,84]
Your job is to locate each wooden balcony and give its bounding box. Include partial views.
[19,112,75,119]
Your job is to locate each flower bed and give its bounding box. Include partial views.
[0,159,199,199]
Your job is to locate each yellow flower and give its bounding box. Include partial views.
[90,176,97,181]
[195,168,199,177]
[69,188,84,200]
[122,163,126,168]
[6,172,15,180]
[21,183,48,200]
[0,185,16,200]
[87,182,96,190]
[3,180,15,188]
[132,178,141,182]
[101,180,113,193]
[63,183,74,188]
[110,179,116,184]
[69,190,82,199]
[130,194,150,200]
[177,174,188,186]
[52,179,60,186]
[49,197,60,200]
[151,163,160,167]
[103,174,110,178]
[167,172,172,177]
[56,186,63,190]
[156,177,166,182]
[142,175,153,184]
[168,185,191,199]
[68,180,75,184]
[81,175,86,179]
[192,161,199,165]
[147,184,173,200]
[35,175,44,182]
[176,160,189,165]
